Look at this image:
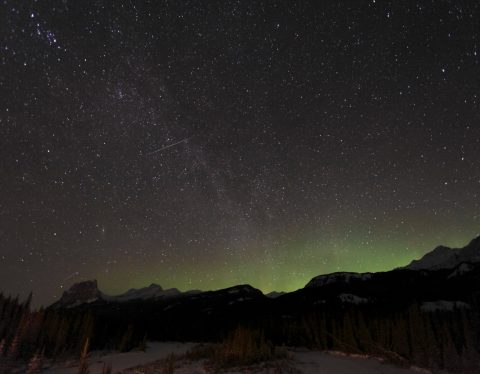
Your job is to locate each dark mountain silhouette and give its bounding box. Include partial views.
[404,236,480,270]
[52,238,480,315]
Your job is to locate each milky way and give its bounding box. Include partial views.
[1,0,480,306]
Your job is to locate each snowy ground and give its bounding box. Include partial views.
[293,349,430,374]
[44,342,195,374]
[44,342,432,374]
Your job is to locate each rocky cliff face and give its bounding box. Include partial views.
[52,280,202,308]
[54,280,103,308]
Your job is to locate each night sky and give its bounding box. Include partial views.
[1,0,480,306]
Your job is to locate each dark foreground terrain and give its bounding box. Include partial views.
[1,237,480,373]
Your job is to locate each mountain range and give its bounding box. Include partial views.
[53,281,203,308]
[42,235,480,373]
[52,235,480,309]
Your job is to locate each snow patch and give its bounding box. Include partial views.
[44,342,195,374]
[306,272,372,288]
[338,293,369,304]
[45,343,430,374]
[447,263,474,279]
[420,300,471,312]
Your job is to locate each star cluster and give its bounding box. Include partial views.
[1,0,479,305]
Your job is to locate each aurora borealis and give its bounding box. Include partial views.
[1,1,480,306]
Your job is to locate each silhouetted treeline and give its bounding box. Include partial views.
[269,303,480,373]
[0,292,94,373]
[0,291,479,373]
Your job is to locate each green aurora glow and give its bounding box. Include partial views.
[98,222,479,296]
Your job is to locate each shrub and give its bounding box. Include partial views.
[184,327,291,369]
[162,353,176,374]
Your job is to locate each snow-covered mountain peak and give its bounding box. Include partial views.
[116,285,181,301]
[404,236,480,270]
[265,291,286,298]
[53,281,198,307]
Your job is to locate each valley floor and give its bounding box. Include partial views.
[44,342,431,374]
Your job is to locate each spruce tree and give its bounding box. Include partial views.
[3,334,20,373]
[0,338,5,356]
[0,338,7,373]
[78,338,90,374]
[26,348,44,374]
[101,362,112,374]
